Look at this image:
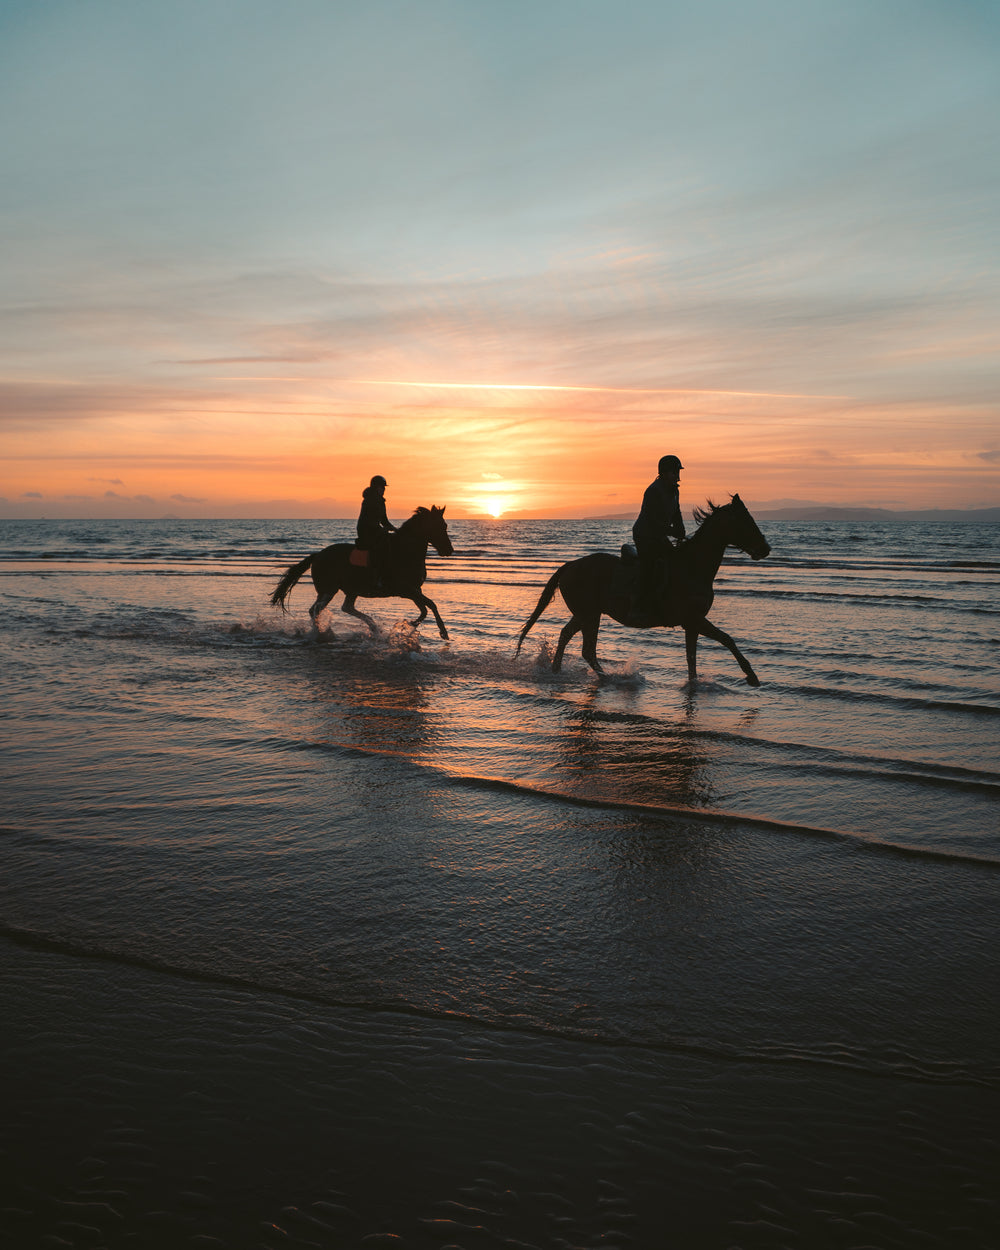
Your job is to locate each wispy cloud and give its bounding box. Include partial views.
[0,1,996,514]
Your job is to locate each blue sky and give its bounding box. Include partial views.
[2,0,998,517]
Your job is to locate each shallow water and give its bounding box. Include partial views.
[2,515,998,1246]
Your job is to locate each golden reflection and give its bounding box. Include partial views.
[555,691,716,812]
[292,643,443,762]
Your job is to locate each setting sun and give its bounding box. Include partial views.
[468,476,522,519]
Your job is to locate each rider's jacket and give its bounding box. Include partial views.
[356,488,397,550]
[632,477,685,548]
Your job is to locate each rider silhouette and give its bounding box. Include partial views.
[632,454,685,616]
[356,475,397,586]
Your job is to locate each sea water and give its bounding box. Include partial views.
[1,515,998,1247]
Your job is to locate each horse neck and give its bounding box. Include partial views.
[683,512,731,580]
[392,521,429,560]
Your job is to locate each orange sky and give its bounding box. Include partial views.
[1,4,998,518]
[3,370,998,519]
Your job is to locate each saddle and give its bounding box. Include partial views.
[349,546,394,592]
[617,545,683,626]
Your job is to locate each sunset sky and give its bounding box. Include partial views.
[2,0,998,519]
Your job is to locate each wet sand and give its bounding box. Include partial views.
[3,938,997,1250]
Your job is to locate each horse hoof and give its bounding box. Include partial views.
[746,674,761,687]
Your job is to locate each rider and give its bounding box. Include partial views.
[632,454,685,617]
[356,475,397,586]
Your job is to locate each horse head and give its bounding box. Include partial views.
[693,496,770,560]
[409,505,454,558]
[726,495,770,559]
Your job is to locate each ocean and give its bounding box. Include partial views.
[1,513,998,1248]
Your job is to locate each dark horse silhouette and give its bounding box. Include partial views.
[270,505,454,639]
[516,495,771,685]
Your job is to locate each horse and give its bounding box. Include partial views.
[515,495,771,685]
[270,505,454,639]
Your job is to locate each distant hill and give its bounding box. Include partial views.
[752,506,1000,523]
[586,505,1000,523]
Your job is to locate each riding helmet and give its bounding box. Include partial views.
[658,455,683,475]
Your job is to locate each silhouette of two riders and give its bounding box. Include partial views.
[632,454,685,618]
[351,463,684,608]
[355,475,397,589]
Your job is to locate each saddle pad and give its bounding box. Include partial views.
[348,548,369,567]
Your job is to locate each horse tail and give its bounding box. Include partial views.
[270,554,314,612]
[515,565,564,656]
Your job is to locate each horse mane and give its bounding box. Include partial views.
[692,497,730,528]
[400,505,445,526]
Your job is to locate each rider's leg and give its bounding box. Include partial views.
[634,538,662,616]
[373,534,391,590]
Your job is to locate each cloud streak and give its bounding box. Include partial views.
[0,1,997,515]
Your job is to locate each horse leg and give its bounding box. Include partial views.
[580,615,605,675]
[552,616,582,672]
[698,618,761,687]
[309,591,335,627]
[685,626,699,685]
[341,594,379,637]
[405,592,448,640]
[421,594,449,640]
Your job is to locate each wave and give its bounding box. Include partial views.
[42,599,1000,724]
[2,918,996,1090]
[436,769,1000,869]
[563,704,1000,787]
[759,641,995,671]
[19,595,998,726]
[234,722,1000,869]
[761,557,1000,575]
[446,646,1000,723]
[722,585,1000,613]
[789,682,1000,717]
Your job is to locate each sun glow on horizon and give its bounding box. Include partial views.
[468,476,521,519]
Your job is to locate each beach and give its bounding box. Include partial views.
[2,516,998,1247]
